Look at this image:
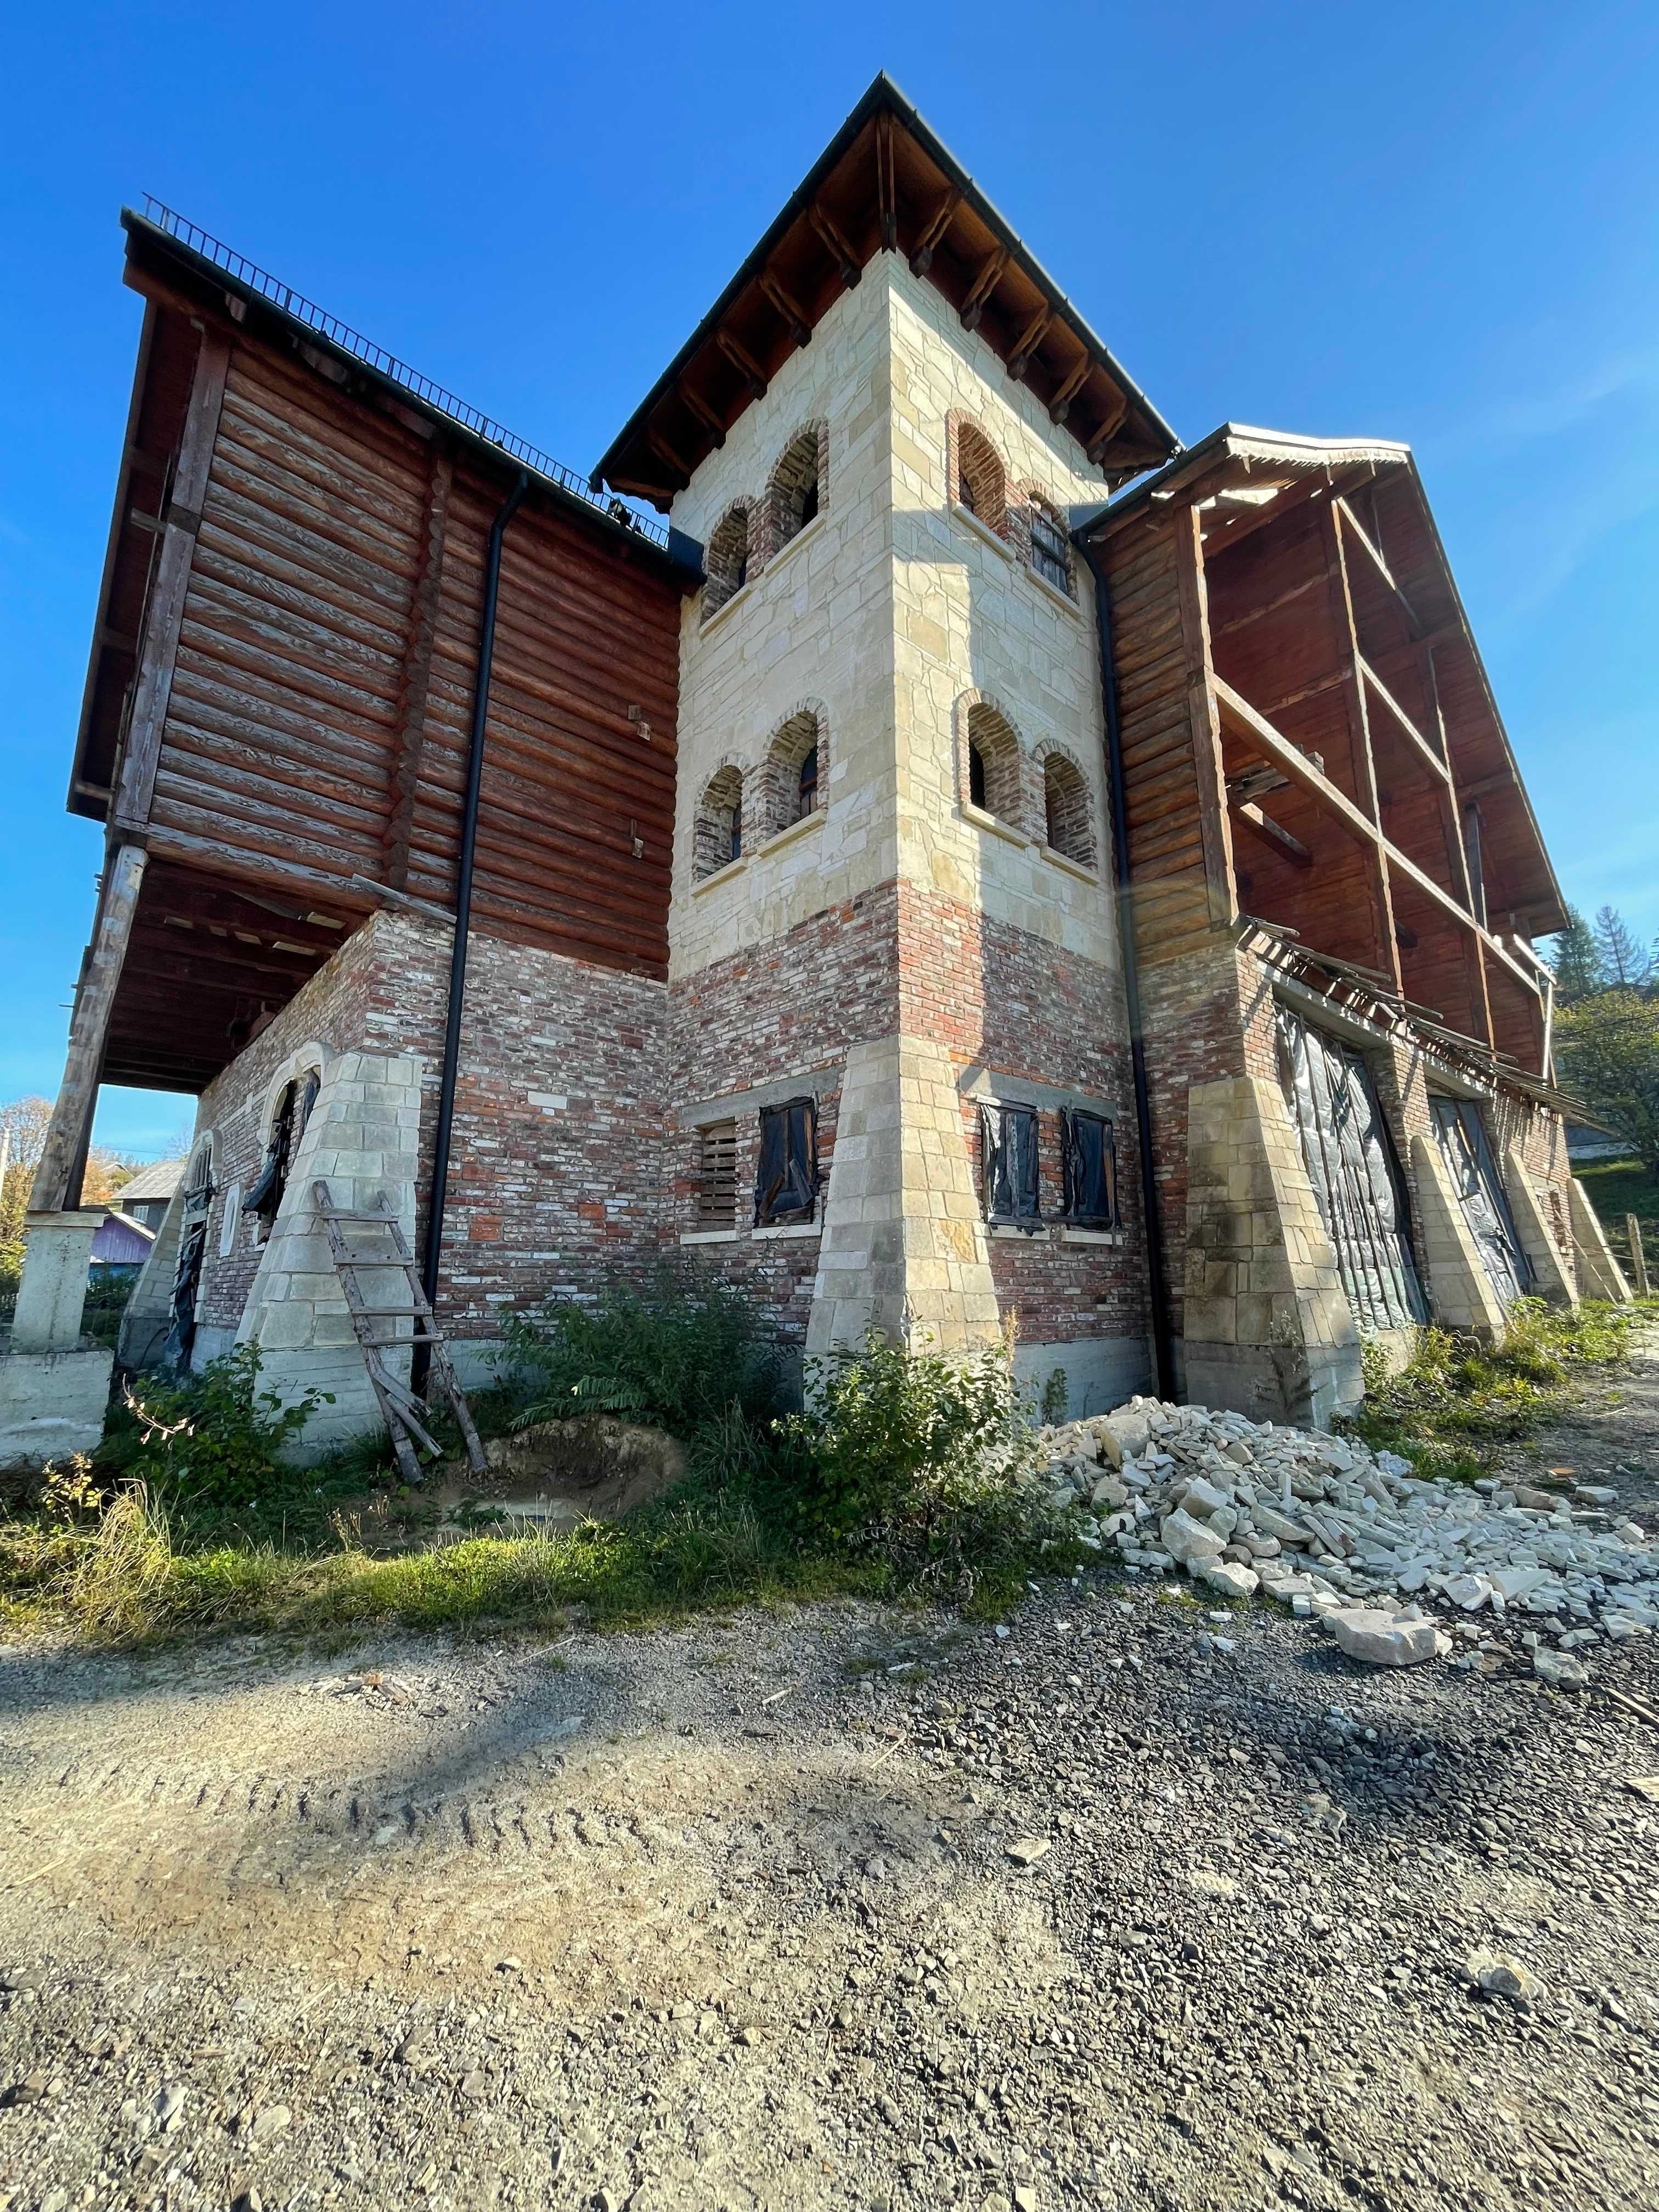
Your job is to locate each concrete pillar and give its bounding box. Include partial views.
[1568,1177,1632,1302]
[11,1212,103,1351]
[807,1034,1000,1358]
[1502,1144,1578,1310]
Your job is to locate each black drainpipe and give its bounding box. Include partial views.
[420,470,529,1357]
[1080,539,1177,1400]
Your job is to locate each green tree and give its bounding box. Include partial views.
[1555,989,1659,1182]
[1549,907,1604,1003]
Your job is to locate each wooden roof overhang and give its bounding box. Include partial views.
[68,207,701,827]
[1081,426,1567,941]
[593,73,1180,509]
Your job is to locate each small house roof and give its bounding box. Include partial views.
[116,1156,186,1204]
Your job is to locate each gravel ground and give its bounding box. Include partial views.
[2,1330,1657,2212]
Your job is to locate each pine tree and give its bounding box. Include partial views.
[1593,905,1651,989]
[1550,908,1604,1003]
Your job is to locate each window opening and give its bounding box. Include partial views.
[981,1102,1041,1223]
[797,744,819,820]
[755,1097,818,1226]
[1275,1005,1426,1329]
[703,505,753,619]
[1060,1109,1118,1226]
[1043,753,1094,866]
[953,421,1006,534]
[696,1120,738,1229]
[161,1142,215,1369]
[799,478,819,528]
[769,426,823,551]
[243,1068,320,1236]
[969,744,987,811]
[1430,1097,1534,1307]
[1029,501,1073,595]
[964,702,1022,827]
[695,766,744,878]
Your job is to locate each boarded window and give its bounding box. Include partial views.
[1275,1006,1426,1330]
[1028,498,1074,595]
[243,1068,320,1234]
[981,1102,1041,1223]
[755,1098,817,1226]
[1431,1097,1534,1307]
[1060,1109,1117,1226]
[696,1120,738,1229]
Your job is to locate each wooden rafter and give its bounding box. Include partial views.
[645,424,692,481]
[715,329,768,398]
[1233,800,1312,867]
[809,204,861,287]
[909,188,961,275]
[757,271,810,349]
[874,109,898,250]
[1358,656,1450,784]
[958,246,1007,331]
[1008,306,1051,382]
[1321,497,1401,988]
[680,385,728,448]
[1336,496,1425,635]
[1047,357,1091,426]
[1173,505,1236,926]
[1086,394,1130,465]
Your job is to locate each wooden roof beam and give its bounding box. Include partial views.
[1008,306,1052,383]
[809,204,861,289]
[959,246,1007,332]
[714,330,768,399]
[909,188,961,276]
[757,271,811,349]
[1358,656,1450,782]
[874,109,899,250]
[1086,394,1130,466]
[1233,799,1312,867]
[1047,357,1091,426]
[680,384,727,449]
[1336,496,1425,634]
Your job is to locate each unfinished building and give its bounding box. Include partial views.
[0,75,1627,1465]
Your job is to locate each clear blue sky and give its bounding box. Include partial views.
[3,0,1655,1160]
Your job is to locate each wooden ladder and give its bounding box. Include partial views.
[312,1180,485,1487]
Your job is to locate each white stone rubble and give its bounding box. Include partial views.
[1032,1395,1658,1667]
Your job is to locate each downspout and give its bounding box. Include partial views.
[1080,539,1177,1400]
[420,470,529,1336]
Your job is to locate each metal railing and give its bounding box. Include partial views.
[139,197,670,550]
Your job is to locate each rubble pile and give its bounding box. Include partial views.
[1033,1396,1658,1672]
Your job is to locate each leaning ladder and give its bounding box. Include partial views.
[312,1180,485,1487]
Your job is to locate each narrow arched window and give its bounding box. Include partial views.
[769,426,823,553]
[763,707,824,837]
[953,421,1006,535]
[695,766,744,878]
[1043,753,1096,867]
[797,744,818,818]
[1028,498,1074,596]
[964,702,1022,828]
[703,505,753,619]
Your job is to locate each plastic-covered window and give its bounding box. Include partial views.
[981,1102,1040,1222]
[1060,1109,1117,1225]
[755,1098,817,1226]
[244,1068,320,1229]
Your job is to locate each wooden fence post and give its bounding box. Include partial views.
[1625,1214,1650,1297]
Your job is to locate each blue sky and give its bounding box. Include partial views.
[2,0,1655,1159]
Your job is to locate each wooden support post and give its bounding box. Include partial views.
[1626,1215,1650,1297]
[1323,500,1400,988]
[30,843,148,1214]
[1172,506,1236,927]
[111,333,231,835]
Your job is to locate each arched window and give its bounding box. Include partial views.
[769,425,824,554]
[761,708,824,838]
[162,1135,216,1370]
[1027,495,1074,597]
[243,1068,320,1239]
[703,505,753,619]
[964,702,1022,828]
[1043,753,1096,867]
[953,420,1006,535]
[695,765,744,878]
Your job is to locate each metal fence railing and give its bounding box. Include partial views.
[138,197,670,550]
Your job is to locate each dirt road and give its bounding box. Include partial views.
[2,1333,1658,2212]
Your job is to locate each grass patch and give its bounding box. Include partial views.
[1,1279,1076,1650]
[1341,1296,1642,1482]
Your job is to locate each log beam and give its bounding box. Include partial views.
[30,843,148,1214]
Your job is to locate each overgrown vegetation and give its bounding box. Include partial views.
[2,1271,1068,1648]
[1343,1295,1640,1483]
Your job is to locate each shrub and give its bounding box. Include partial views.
[504,1262,785,1439]
[781,1330,1045,1603]
[110,1342,331,1511]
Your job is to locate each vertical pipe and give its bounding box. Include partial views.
[1080,539,1177,1400]
[420,471,528,1328]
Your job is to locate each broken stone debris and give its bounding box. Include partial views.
[1031,1396,1658,1666]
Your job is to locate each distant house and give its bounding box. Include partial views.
[112,1158,185,1234]
[89,1210,156,1269]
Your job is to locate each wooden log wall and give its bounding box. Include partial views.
[139,318,685,983]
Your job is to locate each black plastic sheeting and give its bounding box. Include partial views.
[981,1102,1041,1221]
[160,1153,216,1370]
[1060,1108,1118,1226]
[755,1097,817,1225]
[1431,1095,1533,1307]
[243,1068,321,1227]
[1275,1005,1427,1331]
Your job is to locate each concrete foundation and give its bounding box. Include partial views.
[0,1210,115,1466]
[1568,1177,1632,1302]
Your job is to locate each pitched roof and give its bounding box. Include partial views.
[594,74,1180,509]
[116,1156,187,1204]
